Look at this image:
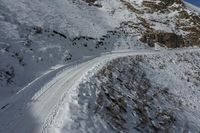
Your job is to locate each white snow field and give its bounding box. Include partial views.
[0,0,200,132]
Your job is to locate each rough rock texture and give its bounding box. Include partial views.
[73,50,200,133]
[161,0,182,6]
[95,57,178,132]
[140,32,185,48]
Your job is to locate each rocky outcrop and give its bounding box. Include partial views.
[139,0,200,48]
[176,8,200,47]
[143,1,167,11]
[140,32,185,48]
[143,0,182,10]
[82,0,102,7]
[120,0,143,14]
[160,0,182,6]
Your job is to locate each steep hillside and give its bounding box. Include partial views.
[0,0,141,99]
[1,0,200,98]
[0,0,200,132]
[64,49,200,133]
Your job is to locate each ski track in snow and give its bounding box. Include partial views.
[0,48,199,133]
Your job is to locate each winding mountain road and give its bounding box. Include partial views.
[0,48,199,133]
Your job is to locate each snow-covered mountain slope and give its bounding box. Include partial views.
[1,48,199,133]
[0,0,200,99]
[0,50,156,133]
[0,0,200,132]
[1,0,200,98]
[0,0,144,99]
[71,49,200,133]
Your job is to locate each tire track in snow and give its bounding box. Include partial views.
[0,48,199,133]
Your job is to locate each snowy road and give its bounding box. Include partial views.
[0,48,199,133]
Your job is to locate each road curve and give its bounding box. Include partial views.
[0,48,199,133]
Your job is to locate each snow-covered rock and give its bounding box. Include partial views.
[0,0,200,132]
[63,49,200,133]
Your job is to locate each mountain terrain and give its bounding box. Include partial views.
[0,0,200,132]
